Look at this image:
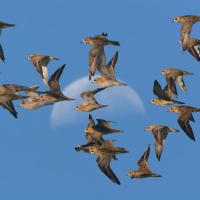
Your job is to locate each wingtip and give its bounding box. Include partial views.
[156,154,161,161]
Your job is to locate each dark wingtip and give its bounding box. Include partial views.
[116,180,121,185]
[156,154,161,161]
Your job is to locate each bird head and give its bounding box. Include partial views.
[172,16,186,23]
[168,106,177,112]
[92,77,102,84]
[84,127,93,133]
[20,101,26,107]
[81,38,92,44]
[27,54,34,60]
[144,125,154,132]
[75,105,82,110]
[161,69,168,75]
[151,98,159,105]
[128,171,136,178]
[88,147,97,154]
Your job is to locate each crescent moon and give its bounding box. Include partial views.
[50,76,145,127]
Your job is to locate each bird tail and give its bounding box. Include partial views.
[50,56,59,60]
[174,100,185,105]
[115,147,129,154]
[151,173,162,177]
[108,40,120,46]
[61,93,75,101]
[182,70,193,75]
[192,108,200,112]
[118,82,128,86]
[3,23,15,28]
[100,105,109,108]
[104,129,124,134]
[169,128,179,133]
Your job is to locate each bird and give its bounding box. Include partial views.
[87,114,123,134]
[91,51,128,87]
[168,106,200,141]
[76,114,124,150]
[0,21,15,62]
[20,85,50,110]
[172,16,200,61]
[161,68,193,96]
[75,87,108,112]
[88,140,128,185]
[128,144,161,179]
[151,80,185,106]
[145,125,179,161]
[39,64,75,104]
[82,32,120,80]
[27,54,59,87]
[82,33,120,46]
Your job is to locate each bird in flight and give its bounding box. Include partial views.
[128,144,162,178]
[168,105,200,141]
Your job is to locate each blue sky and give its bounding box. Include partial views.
[1,0,200,199]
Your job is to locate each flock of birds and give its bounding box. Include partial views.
[0,15,200,185]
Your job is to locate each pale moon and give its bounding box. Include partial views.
[50,76,145,127]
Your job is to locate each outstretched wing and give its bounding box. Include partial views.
[88,114,95,127]
[89,46,106,80]
[153,80,166,99]
[178,115,195,141]
[166,76,177,96]
[48,64,65,92]
[138,144,150,170]
[80,87,106,103]
[97,154,120,185]
[1,101,17,118]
